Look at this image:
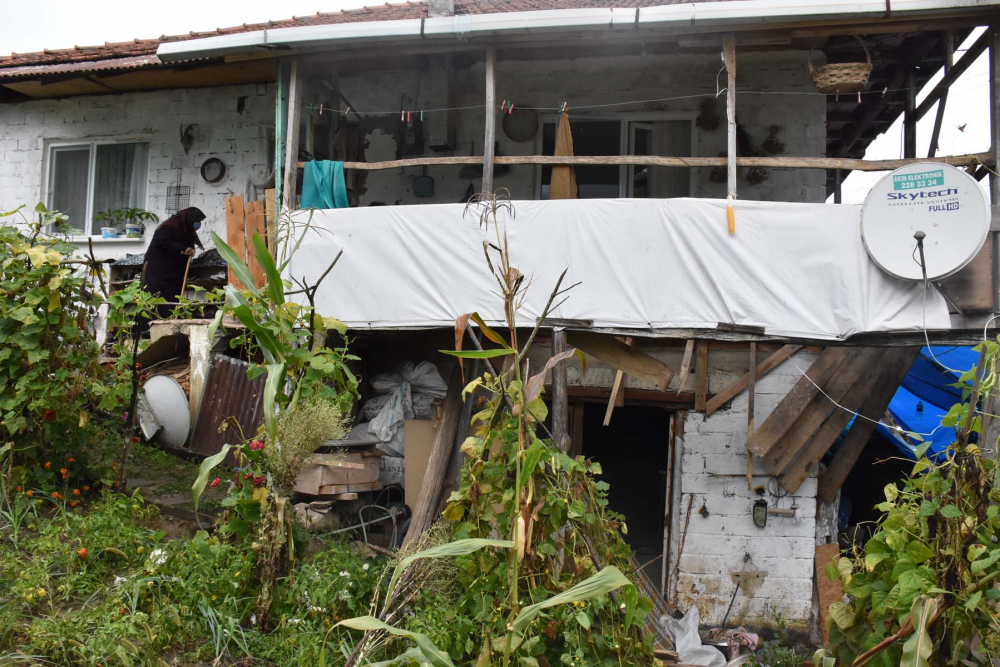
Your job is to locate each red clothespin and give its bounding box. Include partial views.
[407,110,411,123]
[508,103,515,115]
[500,100,507,112]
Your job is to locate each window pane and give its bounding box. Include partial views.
[541,120,620,199]
[92,143,149,234]
[50,147,91,232]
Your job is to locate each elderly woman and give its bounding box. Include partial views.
[142,207,206,323]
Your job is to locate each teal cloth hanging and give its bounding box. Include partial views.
[300,160,349,209]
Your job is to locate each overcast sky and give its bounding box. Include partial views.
[1,3,991,205]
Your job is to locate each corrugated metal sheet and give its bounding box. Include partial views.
[0,54,161,79]
[189,354,266,460]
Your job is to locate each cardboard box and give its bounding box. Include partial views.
[404,418,439,508]
[294,452,381,496]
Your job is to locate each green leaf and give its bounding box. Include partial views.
[334,616,454,667]
[386,538,514,604]
[970,549,1000,575]
[906,541,934,565]
[965,590,983,612]
[939,505,963,519]
[827,602,855,630]
[518,440,546,491]
[191,444,233,518]
[439,348,516,359]
[223,287,283,364]
[470,312,510,349]
[575,611,591,630]
[510,567,632,648]
[263,362,286,440]
[901,596,938,667]
[211,232,259,297]
[621,584,639,628]
[252,232,283,304]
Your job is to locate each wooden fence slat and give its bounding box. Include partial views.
[225,196,246,290]
[245,200,267,289]
[695,341,708,411]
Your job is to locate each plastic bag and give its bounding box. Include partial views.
[662,607,726,667]
[362,361,447,457]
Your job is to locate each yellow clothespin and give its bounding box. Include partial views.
[727,193,736,235]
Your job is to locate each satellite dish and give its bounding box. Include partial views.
[860,162,990,281]
[141,374,190,449]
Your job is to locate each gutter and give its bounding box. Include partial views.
[156,0,1000,62]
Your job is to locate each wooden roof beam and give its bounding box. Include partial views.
[913,27,991,122]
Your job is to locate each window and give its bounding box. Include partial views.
[539,119,692,199]
[47,141,149,235]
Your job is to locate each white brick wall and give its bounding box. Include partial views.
[673,349,820,632]
[0,83,274,260]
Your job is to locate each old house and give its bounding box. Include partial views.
[2,0,999,639]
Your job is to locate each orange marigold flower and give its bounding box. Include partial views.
[44,461,51,469]
[83,485,90,491]
[14,486,21,492]
[51,491,62,500]
[66,457,75,463]
[69,500,78,507]
[60,467,68,475]
[73,489,80,496]
[131,436,140,444]
[25,490,33,497]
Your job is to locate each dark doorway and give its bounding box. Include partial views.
[579,403,672,578]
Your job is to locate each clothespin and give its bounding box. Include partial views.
[559,101,567,114]
[420,110,424,121]
[727,193,736,235]
[401,109,405,121]
[318,103,324,116]
[508,103,515,115]
[857,91,861,104]
[500,100,507,112]
[881,87,887,97]
[345,106,351,116]
[407,110,411,123]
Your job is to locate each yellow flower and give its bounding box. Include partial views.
[37,588,46,598]
[211,594,217,601]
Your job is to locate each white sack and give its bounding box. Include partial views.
[286,199,950,341]
[363,362,447,456]
[663,607,726,667]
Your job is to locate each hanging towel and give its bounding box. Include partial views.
[549,112,578,200]
[300,160,350,209]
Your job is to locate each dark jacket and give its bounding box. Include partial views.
[142,208,205,300]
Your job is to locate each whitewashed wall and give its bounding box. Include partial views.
[0,83,274,260]
[341,50,826,206]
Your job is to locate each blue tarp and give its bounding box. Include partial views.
[873,346,978,460]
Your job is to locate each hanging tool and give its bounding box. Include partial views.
[721,552,751,631]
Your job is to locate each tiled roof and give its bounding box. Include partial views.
[0,0,718,71]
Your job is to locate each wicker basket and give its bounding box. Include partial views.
[809,37,872,95]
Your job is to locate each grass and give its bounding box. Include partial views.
[0,452,390,667]
[127,442,227,514]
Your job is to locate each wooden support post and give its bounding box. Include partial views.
[991,27,1000,207]
[273,63,287,215]
[705,345,802,417]
[676,340,695,394]
[833,169,842,204]
[904,68,917,159]
[928,31,954,158]
[746,342,756,490]
[695,341,708,412]
[552,329,570,452]
[914,28,991,122]
[723,35,737,198]
[482,47,496,195]
[282,59,303,211]
[403,367,464,546]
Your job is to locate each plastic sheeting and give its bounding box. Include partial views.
[286,199,951,340]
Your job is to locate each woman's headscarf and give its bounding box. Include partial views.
[161,207,205,249]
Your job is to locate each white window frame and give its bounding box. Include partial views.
[533,113,696,200]
[44,138,151,240]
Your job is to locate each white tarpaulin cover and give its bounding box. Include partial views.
[286,198,950,340]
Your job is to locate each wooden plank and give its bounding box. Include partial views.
[403,367,463,546]
[746,342,756,491]
[570,403,585,457]
[705,344,803,417]
[815,543,843,646]
[723,34,737,197]
[777,350,889,493]
[294,152,993,172]
[264,188,276,255]
[762,348,879,476]
[817,347,920,503]
[992,26,1000,207]
[695,341,708,412]
[225,196,246,289]
[552,329,570,451]
[676,340,695,393]
[604,336,632,425]
[482,46,496,194]
[245,200,267,289]
[746,347,851,458]
[927,31,953,158]
[566,331,673,391]
[282,59,302,210]
[904,68,917,159]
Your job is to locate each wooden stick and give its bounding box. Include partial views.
[746,342,755,491]
[695,341,708,412]
[179,254,194,298]
[551,330,570,452]
[676,340,695,393]
[723,34,737,197]
[482,46,496,194]
[603,337,632,426]
[706,345,802,417]
[295,151,992,172]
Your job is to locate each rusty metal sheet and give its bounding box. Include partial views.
[188,354,265,459]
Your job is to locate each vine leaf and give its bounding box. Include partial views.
[901,595,938,667]
[523,348,580,405]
